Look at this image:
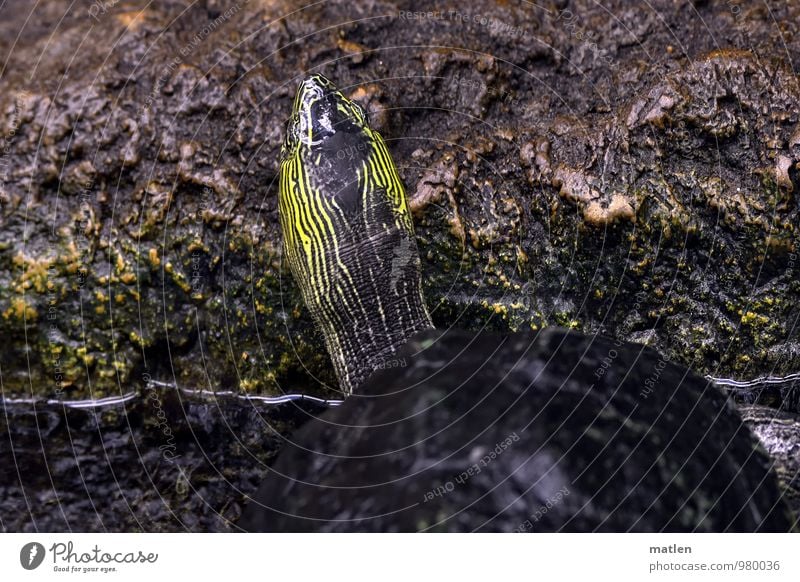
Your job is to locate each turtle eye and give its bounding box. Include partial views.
[287,115,299,138]
[297,113,310,141]
[283,114,302,152]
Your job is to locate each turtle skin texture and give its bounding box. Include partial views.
[239,328,795,532]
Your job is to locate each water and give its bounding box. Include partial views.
[1,374,796,531]
[0,384,332,532]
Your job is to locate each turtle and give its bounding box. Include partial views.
[238,74,795,532]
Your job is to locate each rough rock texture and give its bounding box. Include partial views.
[1,0,798,402]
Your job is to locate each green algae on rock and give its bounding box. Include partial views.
[0,1,798,403]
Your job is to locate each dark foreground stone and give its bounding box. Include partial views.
[0,390,326,532]
[240,329,796,532]
[2,381,797,532]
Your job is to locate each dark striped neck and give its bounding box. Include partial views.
[323,299,433,395]
[278,75,433,394]
[310,229,433,394]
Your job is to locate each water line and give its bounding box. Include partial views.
[2,374,797,411]
[1,380,343,410]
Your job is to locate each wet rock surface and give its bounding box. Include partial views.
[0,391,326,532]
[739,405,800,518]
[1,0,799,530]
[2,384,797,532]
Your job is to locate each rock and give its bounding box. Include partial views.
[740,405,800,518]
[2,0,799,531]
[1,1,799,402]
[0,389,324,532]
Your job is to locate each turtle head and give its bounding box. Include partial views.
[277,74,433,394]
[281,74,369,161]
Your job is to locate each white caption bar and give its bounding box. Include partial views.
[0,533,797,581]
